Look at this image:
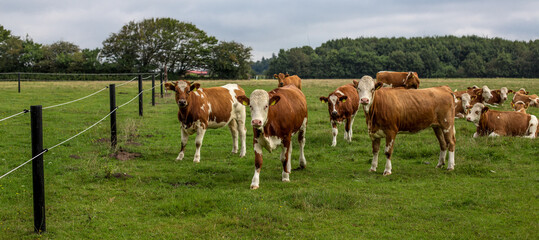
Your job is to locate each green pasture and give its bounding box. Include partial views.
[0,78,538,239]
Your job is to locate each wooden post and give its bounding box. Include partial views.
[160,71,163,98]
[152,74,155,106]
[138,75,143,117]
[18,72,21,93]
[31,105,46,233]
[109,84,117,148]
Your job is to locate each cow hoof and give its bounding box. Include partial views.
[282,178,290,182]
[369,168,376,172]
[176,153,184,161]
[383,171,392,176]
[193,157,200,163]
[436,163,444,168]
[250,185,259,190]
[239,150,246,158]
[447,167,454,171]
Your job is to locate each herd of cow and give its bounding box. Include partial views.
[164,72,538,189]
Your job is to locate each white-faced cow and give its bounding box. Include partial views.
[376,71,420,89]
[319,80,360,146]
[486,87,513,105]
[355,75,456,175]
[466,103,537,138]
[274,73,302,89]
[236,85,308,189]
[165,81,247,162]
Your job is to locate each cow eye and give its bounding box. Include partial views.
[475,111,479,114]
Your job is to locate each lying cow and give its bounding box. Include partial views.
[319,80,360,146]
[274,73,302,89]
[165,81,247,162]
[236,85,308,189]
[355,76,456,175]
[512,92,539,108]
[466,103,537,138]
[454,92,474,118]
[486,87,513,105]
[376,71,420,89]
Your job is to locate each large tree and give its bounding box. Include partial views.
[208,41,252,79]
[101,18,217,73]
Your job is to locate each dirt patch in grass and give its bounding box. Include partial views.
[170,181,198,188]
[69,154,81,159]
[105,172,133,179]
[109,148,141,161]
[95,137,110,143]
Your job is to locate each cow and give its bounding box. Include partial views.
[274,73,302,89]
[515,88,530,95]
[355,75,456,175]
[375,71,420,89]
[236,85,308,189]
[454,92,473,118]
[319,80,360,146]
[466,103,537,138]
[512,92,539,108]
[486,87,513,105]
[512,101,529,113]
[165,80,247,163]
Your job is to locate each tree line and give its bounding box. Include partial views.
[0,18,252,79]
[257,36,538,78]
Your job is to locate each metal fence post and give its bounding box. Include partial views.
[31,105,46,233]
[18,73,21,93]
[152,74,155,106]
[138,74,143,117]
[109,84,117,148]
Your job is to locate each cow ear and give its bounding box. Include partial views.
[496,90,501,94]
[375,82,383,90]
[269,95,281,106]
[526,91,530,95]
[165,82,177,92]
[471,95,476,100]
[319,96,328,103]
[190,83,200,92]
[236,95,250,106]
[352,80,359,88]
[285,74,290,77]
[273,74,278,79]
[339,96,348,102]
[511,102,514,107]
[456,96,462,101]
[508,89,514,93]
[481,106,489,114]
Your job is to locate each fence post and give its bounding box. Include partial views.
[30,105,46,234]
[138,74,143,117]
[152,74,155,106]
[18,73,21,93]
[109,84,117,148]
[160,72,163,98]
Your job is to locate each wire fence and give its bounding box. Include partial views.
[0,72,157,82]
[0,75,164,180]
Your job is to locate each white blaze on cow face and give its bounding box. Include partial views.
[249,90,270,129]
[461,93,472,110]
[356,76,376,112]
[466,103,485,126]
[482,86,493,102]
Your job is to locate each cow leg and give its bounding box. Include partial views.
[383,132,396,176]
[193,127,206,163]
[228,119,239,154]
[370,138,381,172]
[348,113,356,141]
[433,126,448,168]
[281,138,292,182]
[237,115,247,158]
[298,122,307,169]
[443,124,456,171]
[344,117,352,142]
[331,120,338,147]
[176,128,189,161]
[251,143,263,189]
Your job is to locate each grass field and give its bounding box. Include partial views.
[0,78,538,239]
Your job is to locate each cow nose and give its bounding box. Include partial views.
[331,111,338,117]
[360,98,370,104]
[251,119,262,127]
[279,82,283,87]
[466,117,471,122]
[178,99,187,107]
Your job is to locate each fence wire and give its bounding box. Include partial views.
[0,81,164,180]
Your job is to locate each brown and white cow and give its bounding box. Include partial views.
[319,80,360,146]
[274,73,302,89]
[236,85,308,189]
[355,76,456,175]
[454,87,488,118]
[512,92,539,108]
[376,71,420,89]
[486,87,513,105]
[512,101,529,113]
[466,103,537,138]
[165,81,247,162]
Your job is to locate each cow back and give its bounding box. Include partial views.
[479,110,531,136]
[265,86,307,137]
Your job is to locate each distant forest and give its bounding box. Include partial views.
[252,36,539,78]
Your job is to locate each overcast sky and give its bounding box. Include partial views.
[1,0,538,61]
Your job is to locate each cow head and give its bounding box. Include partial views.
[512,101,529,113]
[499,87,510,102]
[237,90,281,129]
[320,94,348,118]
[457,93,473,110]
[404,72,420,89]
[164,80,200,108]
[354,75,379,110]
[516,88,529,95]
[274,73,288,87]
[466,103,487,126]
[467,85,480,90]
[481,86,493,102]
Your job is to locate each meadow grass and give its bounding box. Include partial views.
[0,78,538,239]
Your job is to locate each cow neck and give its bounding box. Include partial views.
[479,110,490,135]
[366,90,378,131]
[177,94,197,125]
